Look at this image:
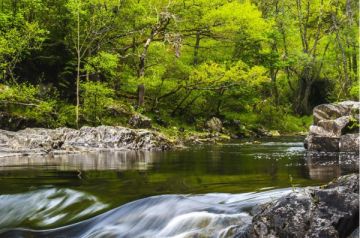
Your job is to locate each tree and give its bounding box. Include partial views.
[66,0,120,126]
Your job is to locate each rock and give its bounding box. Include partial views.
[348,227,359,238]
[0,126,174,157]
[305,101,360,152]
[269,130,280,137]
[205,117,223,132]
[253,127,272,137]
[317,116,351,137]
[340,134,360,153]
[128,114,152,129]
[338,101,360,110]
[305,136,340,152]
[313,103,350,125]
[245,174,359,238]
[253,128,280,137]
[308,125,335,137]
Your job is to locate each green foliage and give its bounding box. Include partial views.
[81,81,115,125]
[0,83,56,127]
[349,84,359,101]
[85,52,119,80]
[0,0,356,133]
[0,22,47,82]
[57,104,77,128]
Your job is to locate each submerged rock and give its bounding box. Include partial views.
[0,126,174,157]
[244,174,359,238]
[305,101,359,152]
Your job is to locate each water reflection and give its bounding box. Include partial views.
[306,152,359,181]
[0,138,358,231]
[0,151,158,171]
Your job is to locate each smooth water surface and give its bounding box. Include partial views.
[0,137,357,237]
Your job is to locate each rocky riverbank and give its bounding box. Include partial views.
[244,173,359,238]
[0,126,175,157]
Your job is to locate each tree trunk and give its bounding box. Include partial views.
[193,31,201,65]
[76,0,81,128]
[270,68,279,105]
[296,80,312,115]
[296,67,313,115]
[137,84,145,107]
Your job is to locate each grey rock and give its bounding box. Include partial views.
[245,174,359,238]
[340,134,360,153]
[305,101,359,152]
[317,116,351,137]
[347,227,359,238]
[205,117,223,132]
[313,103,350,125]
[128,114,152,129]
[305,135,340,152]
[0,126,174,157]
[309,125,335,137]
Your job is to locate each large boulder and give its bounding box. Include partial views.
[305,101,359,152]
[205,117,223,132]
[245,174,359,238]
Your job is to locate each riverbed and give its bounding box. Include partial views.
[0,137,357,237]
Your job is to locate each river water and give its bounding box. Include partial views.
[0,137,357,237]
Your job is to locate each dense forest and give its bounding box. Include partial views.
[0,0,358,136]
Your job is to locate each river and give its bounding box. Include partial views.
[0,137,357,237]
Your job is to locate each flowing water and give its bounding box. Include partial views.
[0,137,357,238]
